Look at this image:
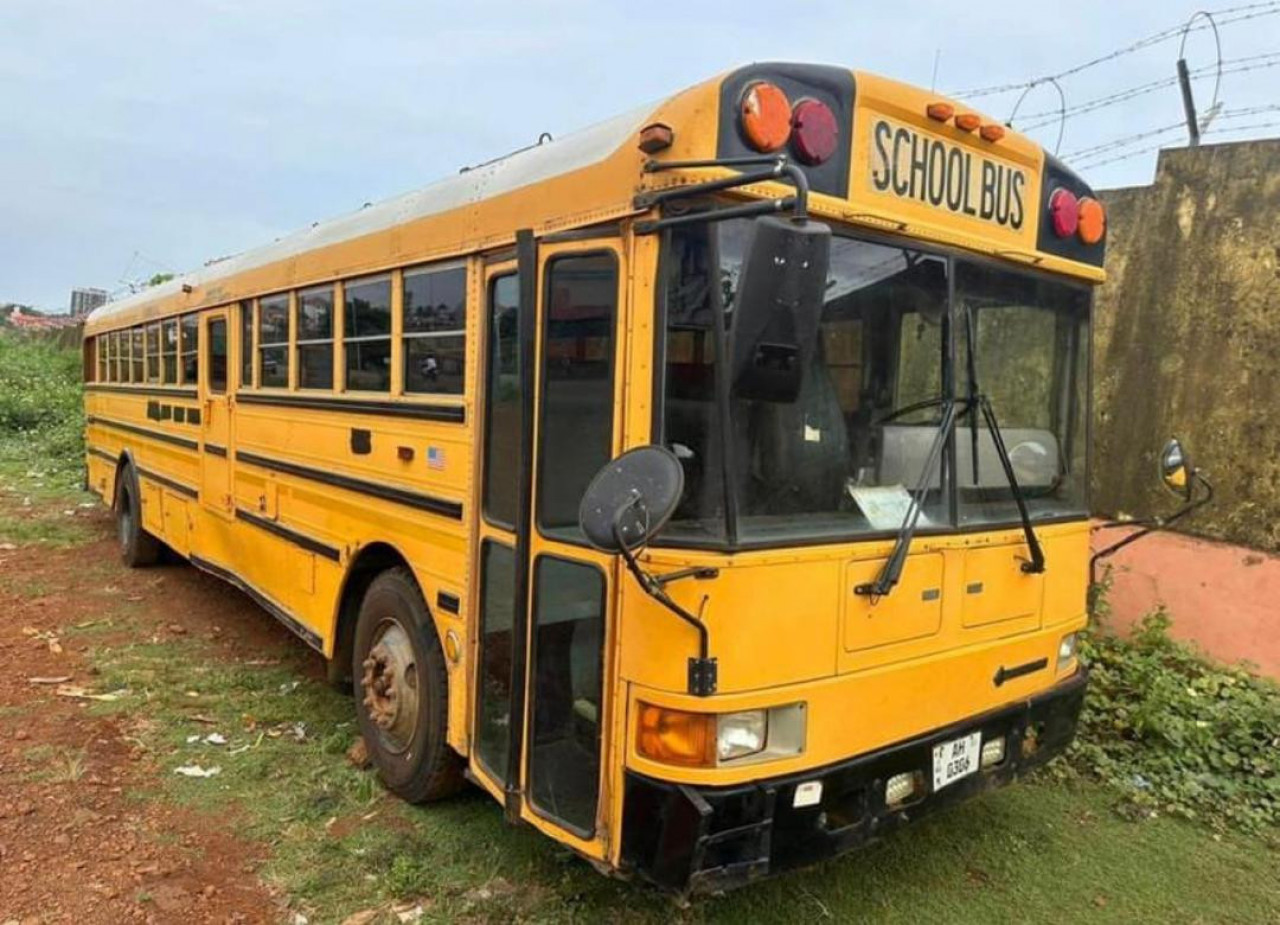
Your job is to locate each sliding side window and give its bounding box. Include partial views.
[345,275,392,392]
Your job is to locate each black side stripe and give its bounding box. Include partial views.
[235,508,341,562]
[87,415,199,450]
[236,450,463,520]
[205,443,228,457]
[87,446,116,464]
[236,392,465,424]
[137,466,198,500]
[993,657,1049,687]
[190,555,324,652]
[85,384,198,400]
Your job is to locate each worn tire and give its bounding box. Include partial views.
[115,465,161,568]
[352,567,464,803]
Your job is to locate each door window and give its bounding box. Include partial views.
[207,318,228,394]
[482,274,521,528]
[535,253,618,541]
[527,555,604,836]
[474,541,515,782]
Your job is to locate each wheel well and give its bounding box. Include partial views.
[111,451,136,509]
[329,542,416,686]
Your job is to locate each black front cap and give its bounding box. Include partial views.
[715,63,855,199]
[1036,154,1106,268]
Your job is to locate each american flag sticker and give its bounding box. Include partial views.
[427,446,445,470]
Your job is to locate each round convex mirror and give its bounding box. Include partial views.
[1159,437,1194,499]
[578,446,685,553]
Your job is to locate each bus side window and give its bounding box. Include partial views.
[258,295,289,388]
[403,265,466,395]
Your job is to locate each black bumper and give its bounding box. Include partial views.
[620,667,1087,893]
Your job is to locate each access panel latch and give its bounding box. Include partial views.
[688,656,718,697]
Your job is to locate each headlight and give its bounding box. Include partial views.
[1057,632,1078,671]
[636,702,806,767]
[717,711,767,762]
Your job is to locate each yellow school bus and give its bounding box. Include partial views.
[83,63,1113,891]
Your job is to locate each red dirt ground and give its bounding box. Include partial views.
[0,508,317,923]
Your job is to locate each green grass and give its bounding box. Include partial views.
[0,509,93,546]
[82,632,1280,925]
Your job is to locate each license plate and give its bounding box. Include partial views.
[932,732,982,792]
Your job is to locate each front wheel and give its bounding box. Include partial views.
[115,465,161,568]
[353,567,464,803]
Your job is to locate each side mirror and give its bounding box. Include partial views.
[1159,437,1195,500]
[728,215,831,403]
[578,446,685,553]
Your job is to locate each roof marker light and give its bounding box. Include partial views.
[790,98,839,165]
[638,122,674,154]
[739,81,792,152]
[1049,188,1080,238]
[926,102,955,122]
[1077,197,1106,244]
[954,113,981,132]
[979,123,1006,142]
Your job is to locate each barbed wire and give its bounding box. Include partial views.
[1063,104,1280,164]
[1014,53,1280,132]
[1067,112,1280,170]
[948,1,1280,99]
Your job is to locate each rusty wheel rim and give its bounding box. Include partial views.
[360,619,420,754]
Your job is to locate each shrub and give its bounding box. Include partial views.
[0,331,85,488]
[1068,609,1280,832]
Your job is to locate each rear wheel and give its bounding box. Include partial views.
[353,567,464,803]
[115,465,161,568]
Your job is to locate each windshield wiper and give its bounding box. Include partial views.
[976,394,1046,574]
[962,303,1045,576]
[855,397,959,599]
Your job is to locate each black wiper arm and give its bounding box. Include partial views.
[964,304,980,486]
[962,301,1045,575]
[856,398,960,599]
[978,395,1046,574]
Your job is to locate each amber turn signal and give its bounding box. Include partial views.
[636,702,715,767]
[739,81,792,152]
[1077,196,1106,244]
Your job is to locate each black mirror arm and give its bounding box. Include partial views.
[1089,474,1214,589]
[611,516,717,696]
[634,155,811,233]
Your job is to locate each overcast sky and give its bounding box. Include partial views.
[2,0,1277,310]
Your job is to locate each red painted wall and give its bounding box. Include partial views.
[1091,527,1280,680]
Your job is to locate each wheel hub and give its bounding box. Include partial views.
[360,622,419,753]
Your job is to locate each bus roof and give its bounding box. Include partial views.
[87,63,1104,334]
[87,102,655,331]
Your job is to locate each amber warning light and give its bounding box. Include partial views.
[738,81,840,166]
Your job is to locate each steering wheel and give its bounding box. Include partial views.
[875,396,947,427]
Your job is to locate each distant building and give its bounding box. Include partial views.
[69,287,108,317]
[4,306,81,331]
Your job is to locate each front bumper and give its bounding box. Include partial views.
[620,667,1087,893]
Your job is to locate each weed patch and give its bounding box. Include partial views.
[1066,609,1280,832]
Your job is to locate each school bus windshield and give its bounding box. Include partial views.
[657,216,1090,546]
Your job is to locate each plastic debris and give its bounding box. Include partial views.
[174,764,222,778]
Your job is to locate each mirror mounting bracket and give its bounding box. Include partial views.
[633,155,811,234]
[613,518,718,697]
